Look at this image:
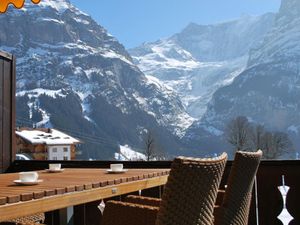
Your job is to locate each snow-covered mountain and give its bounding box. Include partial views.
[130,14,275,118]
[2,0,297,158]
[0,0,193,159]
[187,0,300,154]
[248,0,300,66]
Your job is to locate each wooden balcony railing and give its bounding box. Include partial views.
[6,159,300,225]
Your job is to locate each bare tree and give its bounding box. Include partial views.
[225,116,293,159]
[143,130,156,161]
[151,138,167,160]
[225,116,252,151]
[143,129,166,161]
[249,124,265,150]
[261,131,292,159]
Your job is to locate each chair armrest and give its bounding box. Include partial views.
[101,200,159,225]
[215,190,225,205]
[124,195,161,207]
[125,189,225,207]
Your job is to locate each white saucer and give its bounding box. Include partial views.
[45,169,65,173]
[106,169,128,174]
[14,179,43,185]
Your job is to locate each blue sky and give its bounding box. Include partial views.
[70,0,281,49]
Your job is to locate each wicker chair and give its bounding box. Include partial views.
[214,150,262,225]
[124,150,262,225]
[0,213,45,225]
[101,153,228,225]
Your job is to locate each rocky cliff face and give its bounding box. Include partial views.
[173,14,275,62]
[0,0,192,159]
[2,0,297,158]
[187,0,300,155]
[130,14,275,118]
[248,0,300,66]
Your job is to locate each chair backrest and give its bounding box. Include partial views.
[215,150,262,225]
[155,153,227,225]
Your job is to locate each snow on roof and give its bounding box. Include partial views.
[16,128,80,145]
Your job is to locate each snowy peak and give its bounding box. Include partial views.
[129,39,200,75]
[130,14,275,64]
[192,0,300,154]
[35,0,70,12]
[172,13,275,62]
[248,0,300,66]
[279,0,300,18]
[24,0,72,14]
[1,0,131,63]
[130,14,274,118]
[0,0,193,158]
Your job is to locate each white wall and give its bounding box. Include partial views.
[48,145,70,160]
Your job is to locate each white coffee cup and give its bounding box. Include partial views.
[110,164,123,171]
[19,172,38,182]
[49,163,61,171]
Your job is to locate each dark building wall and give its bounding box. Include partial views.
[0,51,15,172]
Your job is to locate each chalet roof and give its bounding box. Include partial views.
[16,128,80,145]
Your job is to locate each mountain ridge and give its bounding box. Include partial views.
[129,13,275,118]
[0,0,192,159]
[188,0,300,157]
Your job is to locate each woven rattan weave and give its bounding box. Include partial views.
[0,213,45,225]
[124,195,161,207]
[155,153,227,225]
[101,153,227,225]
[214,150,262,225]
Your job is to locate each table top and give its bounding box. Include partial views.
[0,168,169,221]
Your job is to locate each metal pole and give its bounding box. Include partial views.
[254,176,259,225]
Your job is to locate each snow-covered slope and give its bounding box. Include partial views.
[0,0,191,158]
[130,14,275,118]
[173,14,275,62]
[187,0,300,154]
[115,145,146,161]
[248,0,300,66]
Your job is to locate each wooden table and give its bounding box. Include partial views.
[0,168,169,223]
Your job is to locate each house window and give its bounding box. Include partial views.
[63,147,68,152]
[53,148,57,153]
[63,156,68,160]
